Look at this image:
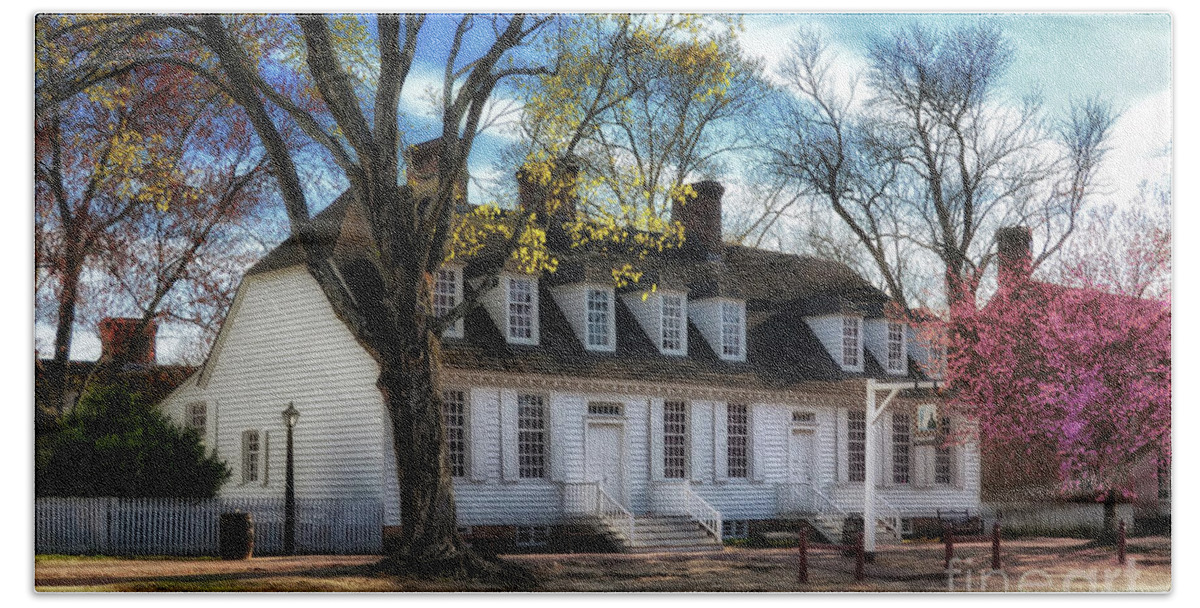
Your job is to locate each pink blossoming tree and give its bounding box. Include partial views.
[939,227,1170,539]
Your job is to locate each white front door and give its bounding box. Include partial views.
[586,422,626,507]
[789,429,815,485]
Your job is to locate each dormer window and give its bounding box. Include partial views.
[585,288,614,350]
[507,276,537,344]
[720,301,745,360]
[660,293,686,355]
[433,267,463,338]
[842,316,861,368]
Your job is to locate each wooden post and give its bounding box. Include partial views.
[855,531,865,582]
[943,523,954,570]
[798,523,809,584]
[991,522,1001,570]
[1117,519,1127,565]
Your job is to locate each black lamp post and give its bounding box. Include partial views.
[282,402,300,555]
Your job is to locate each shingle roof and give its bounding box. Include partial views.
[242,194,922,390]
[245,192,354,276]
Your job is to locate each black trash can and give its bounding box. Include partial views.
[219,511,255,560]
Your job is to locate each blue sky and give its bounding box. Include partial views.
[737,12,1172,210]
[31,11,1174,363]
[744,13,1171,110]
[295,13,1175,218]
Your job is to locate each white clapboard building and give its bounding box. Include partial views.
[162,158,980,552]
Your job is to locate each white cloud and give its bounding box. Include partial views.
[1097,89,1172,208]
[35,322,100,361]
[36,320,202,365]
[740,16,871,111]
[398,67,447,122]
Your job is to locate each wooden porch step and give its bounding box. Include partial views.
[587,513,722,552]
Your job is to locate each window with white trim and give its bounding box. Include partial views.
[242,430,261,484]
[842,316,861,367]
[588,402,623,417]
[892,412,911,484]
[433,268,462,337]
[847,410,866,482]
[517,394,546,479]
[887,321,906,372]
[935,417,954,485]
[442,390,467,478]
[660,293,685,354]
[586,288,612,349]
[721,301,745,360]
[189,402,207,436]
[727,403,749,478]
[507,277,536,343]
[663,400,688,479]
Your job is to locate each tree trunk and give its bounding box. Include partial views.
[351,255,532,584]
[40,247,84,429]
[373,318,531,585]
[1100,494,1118,544]
[377,324,467,571]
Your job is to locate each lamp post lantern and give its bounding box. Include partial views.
[282,402,299,555]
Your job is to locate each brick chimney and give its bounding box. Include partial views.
[672,180,725,260]
[98,317,157,365]
[996,226,1032,289]
[517,156,579,247]
[403,137,468,203]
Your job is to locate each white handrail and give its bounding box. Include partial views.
[875,494,902,537]
[562,483,634,545]
[681,486,722,540]
[595,485,635,544]
[811,485,848,519]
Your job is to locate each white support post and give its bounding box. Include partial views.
[864,378,938,554]
[864,380,877,555]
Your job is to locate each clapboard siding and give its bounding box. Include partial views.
[160,266,981,529]
[453,480,563,525]
[550,392,586,481]
[161,267,387,507]
[829,483,981,516]
[691,482,776,520]
[755,404,788,483]
[162,376,213,448]
[828,407,981,516]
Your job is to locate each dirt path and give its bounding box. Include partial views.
[35,536,1170,592]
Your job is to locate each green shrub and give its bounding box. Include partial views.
[36,384,229,497]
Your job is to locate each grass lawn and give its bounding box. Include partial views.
[34,535,1170,592]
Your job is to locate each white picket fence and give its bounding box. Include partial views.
[35,497,384,556]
